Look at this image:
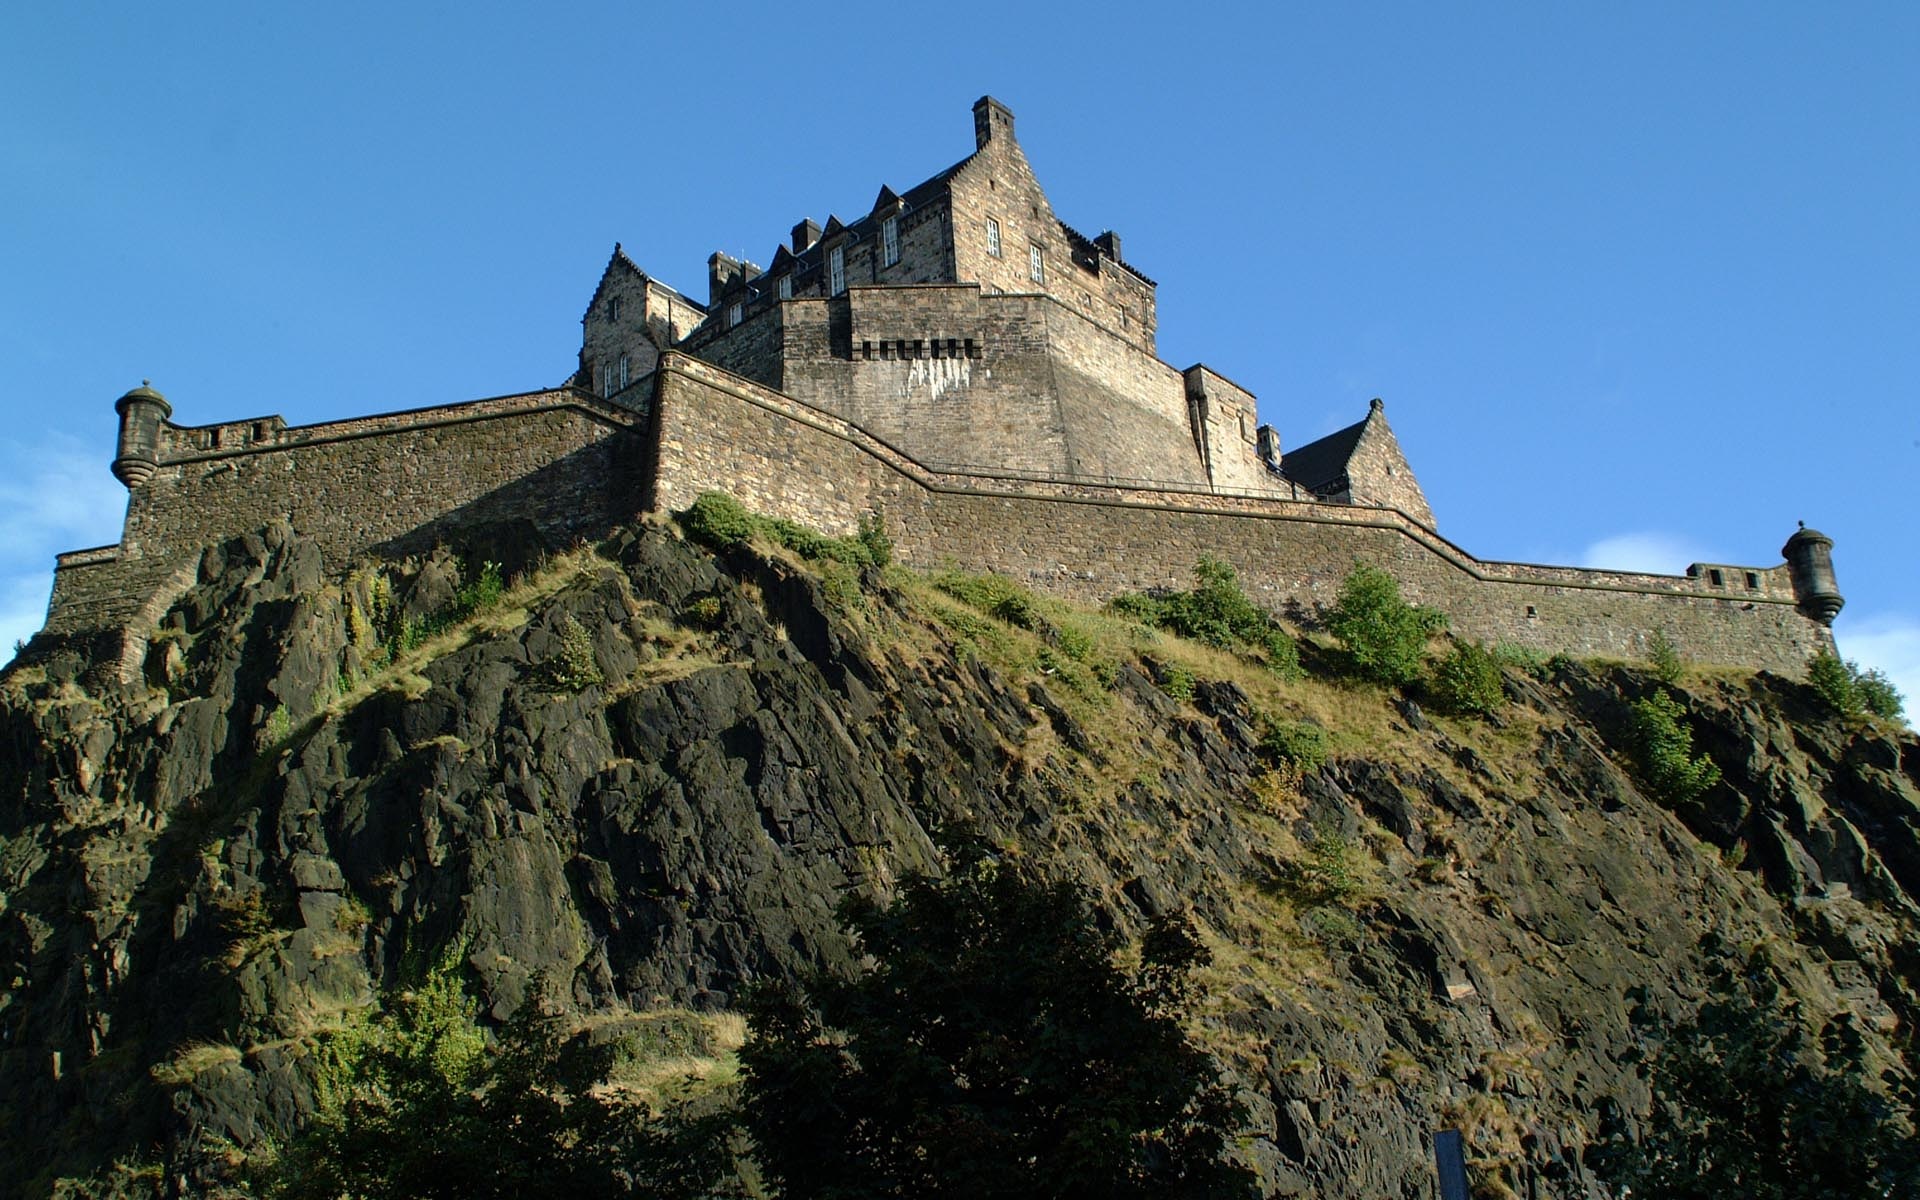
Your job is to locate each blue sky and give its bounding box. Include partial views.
[3,3,1915,704]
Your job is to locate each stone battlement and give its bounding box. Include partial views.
[31,97,1842,681]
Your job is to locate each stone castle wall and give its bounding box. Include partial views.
[647,354,1828,673]
[46,389,649,640]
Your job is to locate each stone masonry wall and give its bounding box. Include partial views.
[47,389,648,639]
[648,354,1831,675]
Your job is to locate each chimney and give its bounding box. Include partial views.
[792,218,821,253]
[1094,231,1123,263]
[972,96,1015,150]
[708,252,742,307]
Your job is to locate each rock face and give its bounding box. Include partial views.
[1,520,1916,1197]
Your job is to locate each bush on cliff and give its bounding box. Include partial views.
[739,842,1258,1199]
[1325,564,1446,687]
[680,490,890,570]
[1808,648,1906,724]
[1111,556,1302,679]
[1627,690,1722,805]
[267,955,729,1200]
[1427,639,1505,717]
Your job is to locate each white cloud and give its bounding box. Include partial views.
[1836,611,1920,720]
[0,570,54,666]
[0,434,126,567]
[1579,531,1726,576]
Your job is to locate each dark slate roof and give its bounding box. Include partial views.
[1279,414,1369,492]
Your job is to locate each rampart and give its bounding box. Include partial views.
[47,388,650,651]
[646,353,1831,673]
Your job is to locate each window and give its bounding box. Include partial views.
[728,302,743,327]
[618,354,630,389]
[608,296,623,322]
[1709,568,1724,587]
[986,218,1001,257]
[1746,571,1760,589]
[882,216,900,267]
[778,274,793,300]
[1029,243,1044,284]
[830,245,846,295]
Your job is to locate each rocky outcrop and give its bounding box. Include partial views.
[2,519,1915,1197]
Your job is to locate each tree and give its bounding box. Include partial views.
[267,957,731,1200]
[738,845,1257,1199]
[1324,564,1446,686]
[1596,941,1919,1199]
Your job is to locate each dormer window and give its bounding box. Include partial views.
[882,216,900,267]
[830,245,846,296]
[1029,244,1044,284]
[728,302,743,327]
[778,274,793,300]
[986,218,1001,257]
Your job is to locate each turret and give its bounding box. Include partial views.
[112,380,171,488]
[1782,522,1844,625]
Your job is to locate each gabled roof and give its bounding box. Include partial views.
[1280,412,1371,493]
[579,243,646,325]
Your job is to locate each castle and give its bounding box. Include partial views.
[40,97,1842,680]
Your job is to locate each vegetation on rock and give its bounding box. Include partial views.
[1110,556,1301,679]
[739,842,1258,1199]
[1808,647,1906,723]
[1426,640,1506,717]
[1596,940,1920,1198]
[1324,564,1446,686]
[1626,689,1723,805]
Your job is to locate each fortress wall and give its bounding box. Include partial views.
[650,357,1831,674]
[46,391,645,637]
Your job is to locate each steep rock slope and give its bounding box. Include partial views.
[1,519,1916,1197]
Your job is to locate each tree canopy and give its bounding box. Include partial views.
[738,844,1258,1199]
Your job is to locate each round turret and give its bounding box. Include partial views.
[112,380,172,488]
[1781,522,1844,625]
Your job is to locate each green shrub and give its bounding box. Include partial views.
[1628,690,1721,804]
[1325,564,1446,686]
[551,615,603,691]
[1158,664,1196,702]
[1856,668,1905,722]
[1807,648,1906,723]
[679,491,758,549]
[855,509,893,567]
[1110,557,1301,679]
[932,570,1040,629]
[1284,825,1367,905]
[1428,640,1505,716]
[1491,642,1549,678]
[1647,630,1683,685]
[680,595,724,629]
[263,703,294,748]
[453,560,504,617]
[1259,719,1329,774]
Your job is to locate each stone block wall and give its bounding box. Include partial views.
[647,354,1832,675]
[46,389,647,640]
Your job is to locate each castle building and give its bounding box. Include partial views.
[36,98,1840,682]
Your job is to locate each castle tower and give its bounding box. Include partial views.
[111,380,170,487]
[1781,523,1844,625]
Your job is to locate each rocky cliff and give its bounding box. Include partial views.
[2,517,1916,1197]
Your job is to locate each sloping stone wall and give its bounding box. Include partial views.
[648,355,1829,674]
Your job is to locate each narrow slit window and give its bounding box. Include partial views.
[986,217,1002,257]
[829,245,846,295]
[778,274,793,300]
[1029,243,1044,284]
[728,302,743,328]
[882,216,900,267]
[618,354,630,389]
